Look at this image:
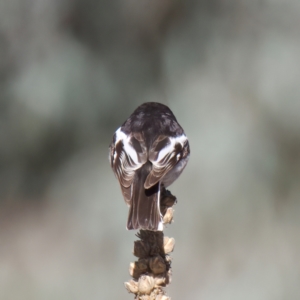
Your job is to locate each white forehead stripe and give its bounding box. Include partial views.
[115,128,139,164]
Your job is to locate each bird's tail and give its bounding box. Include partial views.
[127,162,163,231]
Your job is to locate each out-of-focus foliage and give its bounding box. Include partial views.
[0,0,299,299]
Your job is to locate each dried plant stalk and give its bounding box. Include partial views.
[124,188,176,300]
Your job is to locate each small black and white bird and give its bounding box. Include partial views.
[109,102,190,231]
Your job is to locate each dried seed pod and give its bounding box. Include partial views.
[156,295,171,300]
[137,258,148,272]
[149,255,166,275]
[133,240,150,258]
[129,258,148,279]
[160,190,177,207]
[165,269,172,285]
[129,262,142,278]
[154,276,166,287]
[129,262,135,277]
[163,208,173,224]
[165,255,172,263]
[124,279,138,294]
[163,237,175,254]
[138,275,155,295]
[129,259,149,278]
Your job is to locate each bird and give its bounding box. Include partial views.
[109,102,190,231]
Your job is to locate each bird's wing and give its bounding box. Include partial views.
[144,134,189,189]
[109,129,147,204]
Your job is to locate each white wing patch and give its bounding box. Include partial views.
[156,134,188,161]
[115,127,139,165]
[173,134,189,149]
[111,128,147,203]
[144,134,189,189]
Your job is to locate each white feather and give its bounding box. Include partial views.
[115,127,139,165]
[156,134,188,162]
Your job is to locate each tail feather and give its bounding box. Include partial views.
[127,162,163,231]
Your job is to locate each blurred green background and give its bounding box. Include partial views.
[1,0,300,299]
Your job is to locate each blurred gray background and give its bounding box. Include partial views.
[1,0,300,299]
